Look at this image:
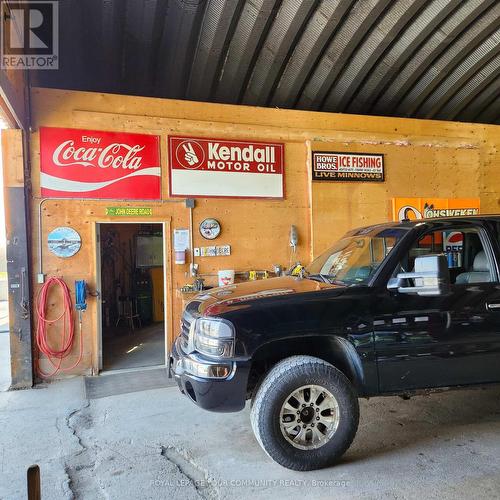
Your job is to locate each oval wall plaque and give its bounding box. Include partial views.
[48,227,82,258]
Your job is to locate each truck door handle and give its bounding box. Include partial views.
[486,302,500,310]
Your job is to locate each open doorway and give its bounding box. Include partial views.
[98,223,165,371]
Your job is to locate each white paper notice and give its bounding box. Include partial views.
[173,229,190,251]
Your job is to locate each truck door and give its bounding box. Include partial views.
[374,223,500,392]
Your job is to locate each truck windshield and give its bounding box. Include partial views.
[306,226,408,285]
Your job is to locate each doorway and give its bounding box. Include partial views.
[98,223,166,371]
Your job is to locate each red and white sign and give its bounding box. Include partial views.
[40,127,161,199]
[168,136,284,198]
[444,231,464,250]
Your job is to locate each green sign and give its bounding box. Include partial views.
[106,207,153,217]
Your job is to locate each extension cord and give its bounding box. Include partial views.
[35,277,83,378]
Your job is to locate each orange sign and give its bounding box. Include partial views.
[392,198,480,221]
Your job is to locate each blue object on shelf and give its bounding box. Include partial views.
[447,252,454,268]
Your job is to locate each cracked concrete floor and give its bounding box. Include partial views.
[0,301,10,392]
[0,376,499,500]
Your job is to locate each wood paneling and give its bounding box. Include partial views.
[28,87,500,378]
[310,141,483,254]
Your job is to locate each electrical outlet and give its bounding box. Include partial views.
[37,273,45,284]
[194,247,200,257]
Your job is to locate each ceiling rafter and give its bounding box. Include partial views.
[33,0,500,125]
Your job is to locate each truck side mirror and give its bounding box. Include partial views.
[387,254,450,296]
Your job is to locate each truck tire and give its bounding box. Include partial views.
[250,355,359,470]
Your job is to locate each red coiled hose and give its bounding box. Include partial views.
[35,277,83,378]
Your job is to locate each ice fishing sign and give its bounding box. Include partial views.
[40,127,161,199]
[168,136,284,198]
[312,152,384,182]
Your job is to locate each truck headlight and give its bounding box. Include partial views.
[193,317,235,358]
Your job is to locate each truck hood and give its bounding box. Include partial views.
[191,276,345,316]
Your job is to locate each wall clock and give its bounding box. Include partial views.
[199,218,221,240]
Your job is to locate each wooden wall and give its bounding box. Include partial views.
[28,87,500,377]
[311,138,485,254]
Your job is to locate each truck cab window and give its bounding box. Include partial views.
[395,227,493,285]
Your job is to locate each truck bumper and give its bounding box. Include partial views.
[169,337,249,413]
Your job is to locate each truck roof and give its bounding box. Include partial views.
[348,215,500,236]
[398,214,500,226]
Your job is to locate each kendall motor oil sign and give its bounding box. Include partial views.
[40,127,161,199]
[168,136,284,198]
[312,152,384,182]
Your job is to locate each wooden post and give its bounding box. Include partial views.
[27,465,41,500]
[1,129,33,388]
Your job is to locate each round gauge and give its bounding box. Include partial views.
[199,218,221,240]
[48,227,82,258]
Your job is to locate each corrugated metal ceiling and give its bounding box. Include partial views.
[36,0,500,124]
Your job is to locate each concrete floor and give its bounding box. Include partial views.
[0,371,499,499]
[0,301,10,391]
[102,323,165,371]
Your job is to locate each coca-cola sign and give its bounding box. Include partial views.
[168,136,284,198]
[40,127,161,199]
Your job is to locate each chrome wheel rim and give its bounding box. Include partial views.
[279,384,340,450]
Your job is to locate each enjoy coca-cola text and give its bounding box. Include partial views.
[52,140,145,169]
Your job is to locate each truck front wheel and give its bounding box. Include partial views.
[250,355,359,470]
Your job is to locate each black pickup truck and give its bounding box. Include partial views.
[170,216,500,470]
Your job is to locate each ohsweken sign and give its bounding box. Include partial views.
[168,136,284,198]
[392,198,480,221]
[40,127,161,199]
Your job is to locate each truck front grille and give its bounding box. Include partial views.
[180,317,191,352]
[179,308,198,353]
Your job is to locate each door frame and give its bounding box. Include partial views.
[93,220,172,374]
